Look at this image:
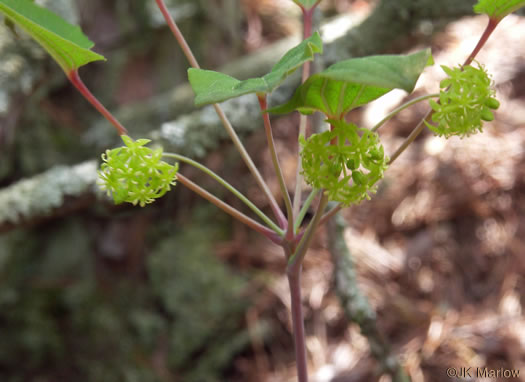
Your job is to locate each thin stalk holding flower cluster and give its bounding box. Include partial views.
[294,188,319,232]
[293,6,317,219]
[154,0,286,228]
[371,93,439,132]
[163,152,284,236]
[176,173,280,242]
[258,95,295,237]
[69,71,128,136]
[288,193,329,271]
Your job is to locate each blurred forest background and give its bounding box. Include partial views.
[1,0,524,381]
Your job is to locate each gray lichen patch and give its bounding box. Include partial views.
[0,161,99,225]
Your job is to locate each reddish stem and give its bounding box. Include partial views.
[464,17,500,66]
[293,4,316,219]
[258,95,294,234]
[154,0,286,227]
[287,5,321,382]
[68,70,127,136]
[330,123,338,145]
[302,7,315,40]
[154,0,200,69]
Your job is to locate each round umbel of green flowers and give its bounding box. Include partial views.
[98,135,178,207]
[300,120,388,206]
[426,63,500,138]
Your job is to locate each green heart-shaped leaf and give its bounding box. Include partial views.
[269,49,432,118]
[474,0,525,19]
[292,0,320,10]
[188,32,323,106]
[0,0,105,74]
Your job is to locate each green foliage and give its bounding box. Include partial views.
[292,0,320,10]
[425,63,499,138]
[474,0,525,20]
[0,0,104,74]
[269,49,432,118]
[300,120,388,206]
[98,135,179,207]
[188,32,323,106]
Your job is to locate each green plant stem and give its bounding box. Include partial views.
[388,112,428,164]
[155,0,286,228]
[258,95,294,236]
[176,173,281,243]
[389,18,500,164]
[294,188,319,232]
[293,115,309,216]
[292,6,316,219]
[371,93,439,132]
[288,193,329,271]
[68,70,127,136]
[163,152,283,236]
[318,202,342,228]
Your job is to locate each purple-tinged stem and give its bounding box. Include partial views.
[258,95,294,235]
[68,70,127,136]
[287,5,323,382]
[464,17,499,66]
[155,0,286,227]
[318,202,342,229]
[285,193,329,382]
[154,0,199,69]
[177,173,281,244]
[293,5,317,220]
[287,266,309,382]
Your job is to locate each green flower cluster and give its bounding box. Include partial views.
[426,63,500,138]
[300,120,388,206]
[98,136,178,207]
